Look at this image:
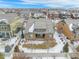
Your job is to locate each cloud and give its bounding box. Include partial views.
[21,0,79,8]
[21,0,69,4]
[45,4,63,8]
[0,0,79,8]
[0,4,12,8]
[0,1,13,8]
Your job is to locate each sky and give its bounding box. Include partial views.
[0,0,79,8]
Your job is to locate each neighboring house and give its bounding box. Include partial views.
[0,20,11,39]
[47,8,66,19]
[19,10,30,20]
[34,12,46,18]
[72,24,79,36]
[30,12,46,19]
[0,20,11,53]
[68,8,79,19]
[29,8,47,19]
[56,21,74,41]
[0,13,22,36]
[48,11,59,19]
[71,13,79,19]
[59,11,71,19]
[25,19,55,40]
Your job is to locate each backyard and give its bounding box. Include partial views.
[23,40,56,49]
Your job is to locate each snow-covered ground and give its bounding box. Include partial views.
[0,46,5,53]
[19,31,71,53]
[32,57,68,59]
[55,57,68,59]
[9,37,17,46]
[0,37,18,59]
[0,37,17,53]
[5,37,21,59]
[54,32,73,53]
[5,53,13,59]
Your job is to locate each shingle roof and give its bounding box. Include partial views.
[25,19,55,33]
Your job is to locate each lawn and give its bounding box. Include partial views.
[0,53,4,59]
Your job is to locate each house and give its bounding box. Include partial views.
[21,18,56,49]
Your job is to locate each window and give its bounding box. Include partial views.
[36,34,45,38]
[0,32,2,38]
[1,26,3,30]
[0,32,5,38]
[5,27,7,30]
[6,32,10,38]
[34,29,46,32]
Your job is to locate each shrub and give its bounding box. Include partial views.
[76,46,79,52]
[63,43,69,53]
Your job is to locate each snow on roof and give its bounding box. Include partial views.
[29,23,34,32]
[69,24,73,31]
[0,19,8,24]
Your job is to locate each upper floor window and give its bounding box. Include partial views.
[0,32,5,38]
[34,29,46,32]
